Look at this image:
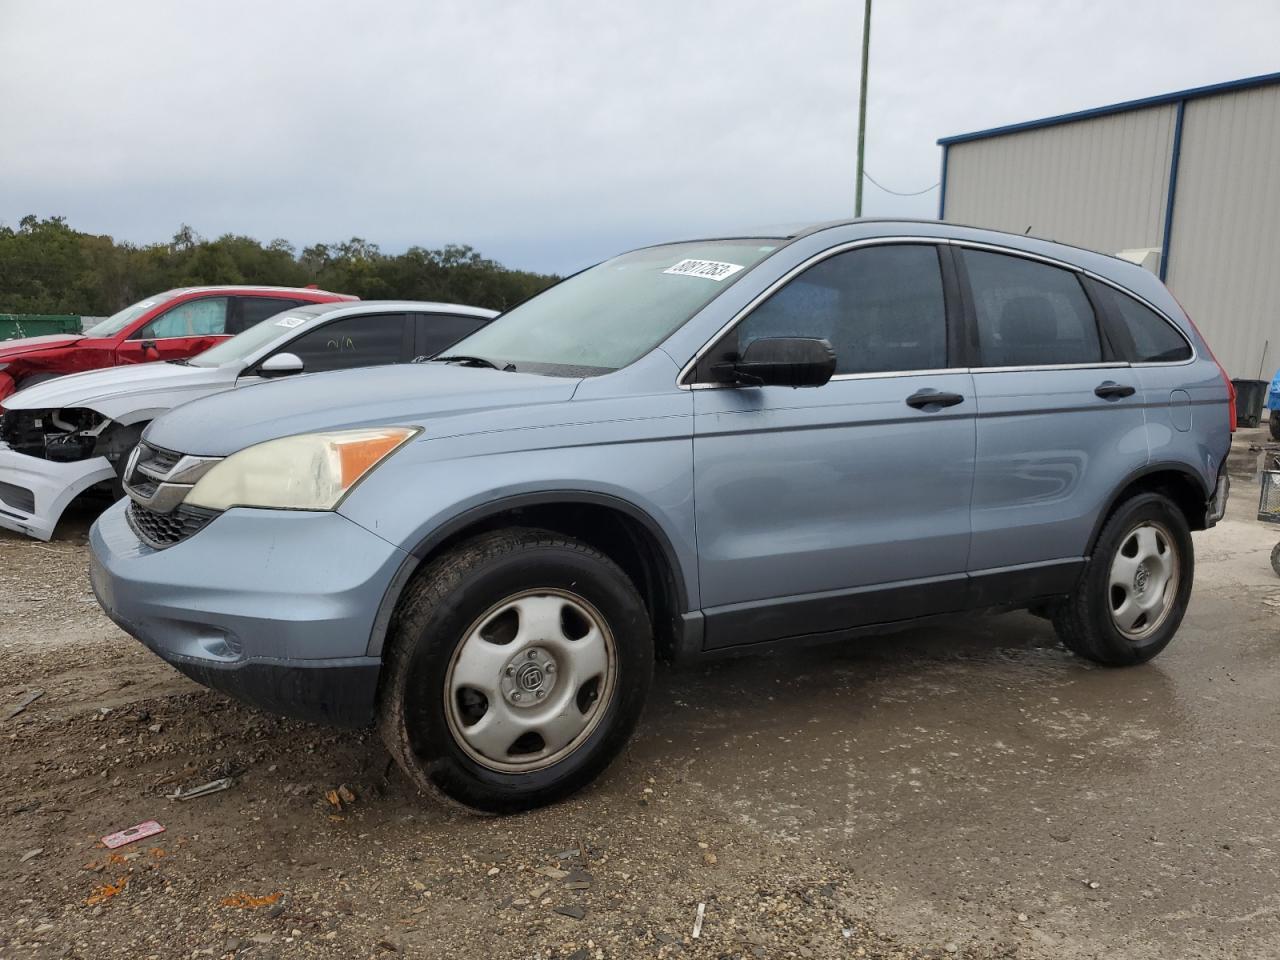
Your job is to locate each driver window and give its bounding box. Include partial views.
[278,313,406,372]
[725,244,948,375]
[134,297,229,339]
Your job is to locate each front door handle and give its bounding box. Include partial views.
[905,389,965,410]
[1095,381,1136,400]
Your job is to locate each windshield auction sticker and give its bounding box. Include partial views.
[663,259,745,282]
[275,316,307,328]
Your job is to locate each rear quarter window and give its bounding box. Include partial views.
[1096,284,1193,363]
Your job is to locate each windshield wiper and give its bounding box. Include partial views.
[166,358,192,366]
[428,354,498,369]
[424,354,517,372]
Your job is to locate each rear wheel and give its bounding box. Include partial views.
[1270,415,1280,442]
[1054,493,1193,666]
[379,528,653,813]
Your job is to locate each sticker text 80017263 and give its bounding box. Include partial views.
[663,259,745,282]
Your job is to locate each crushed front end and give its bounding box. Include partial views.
[0,406,121,540]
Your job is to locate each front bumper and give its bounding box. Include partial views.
[89,498,409,727]
[0,443,116,540]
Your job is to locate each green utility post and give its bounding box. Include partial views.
[855,0,872,217]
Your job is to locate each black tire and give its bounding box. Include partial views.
[1271,542,1280,578]
[378,527,654,814]
[1270,415,1280,442]
[1053,492,1194,666]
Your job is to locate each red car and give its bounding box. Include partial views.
[0,285,357,402]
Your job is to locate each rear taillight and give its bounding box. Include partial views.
[1173,297,1236,433]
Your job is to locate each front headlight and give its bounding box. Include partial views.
[184,426,419,511]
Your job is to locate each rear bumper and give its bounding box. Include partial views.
[0,443,115,540]
[1207,466,1230,527]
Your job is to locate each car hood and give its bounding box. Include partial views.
[0,334,83,358]
[145,363,581,456]
[4,360,227,415]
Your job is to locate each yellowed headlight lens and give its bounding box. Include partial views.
[184,427,419,511]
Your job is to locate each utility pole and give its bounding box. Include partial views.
[854,0,872,217]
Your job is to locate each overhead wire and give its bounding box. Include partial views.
[863,171,940,196]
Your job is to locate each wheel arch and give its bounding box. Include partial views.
[110,407,167,427]
[1087,461,1211,556]
[366,491,693,661]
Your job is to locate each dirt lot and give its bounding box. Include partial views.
[2,433,1278,960]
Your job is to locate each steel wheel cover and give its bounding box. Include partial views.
[1108,520,1180,641]
[443,588,618,773]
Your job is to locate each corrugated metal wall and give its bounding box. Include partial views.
[1164,84,1280,378]
[942,105,1177,255]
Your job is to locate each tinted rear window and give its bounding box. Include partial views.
[1097,285,1192,363]
[964,250,1101,367]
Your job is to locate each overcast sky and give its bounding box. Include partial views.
[2,0,1277,274]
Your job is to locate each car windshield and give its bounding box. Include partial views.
[446,240,780,375]
[188,310,319,367]
[82,293,175,337]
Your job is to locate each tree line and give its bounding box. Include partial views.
[0,216,558,316]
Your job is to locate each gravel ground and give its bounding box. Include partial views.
[1,432,1277,959]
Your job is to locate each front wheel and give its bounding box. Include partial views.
[1269,415,1280,442]
[379,528,653,814]
[1054,492,1193,666]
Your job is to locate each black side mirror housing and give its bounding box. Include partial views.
[713,337,836,388]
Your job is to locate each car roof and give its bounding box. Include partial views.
[674,217,1142,271]
[160,285,357,300]
[282,300,498,319]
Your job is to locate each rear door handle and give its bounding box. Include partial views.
[1095,381,1136,400]
[905,389,965,410]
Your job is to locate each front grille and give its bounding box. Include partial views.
[0,480,35,514]
[136,443,182,476]
[127,476,160,500]
[126,501,217,549]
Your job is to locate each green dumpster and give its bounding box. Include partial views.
[0,314,82,341]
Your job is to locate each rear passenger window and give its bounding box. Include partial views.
[732,244,948,375]
[233,297,304,335]
[416,313,490,358]
[1097,285,1192,363]
[963,250,1101,367]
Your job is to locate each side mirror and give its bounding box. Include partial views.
[140,340,158,354]
[258,352,305,378]
[713,337,836,388]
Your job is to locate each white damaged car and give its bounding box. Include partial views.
[0,300,496,539]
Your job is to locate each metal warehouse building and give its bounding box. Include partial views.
[937,71,1280,380]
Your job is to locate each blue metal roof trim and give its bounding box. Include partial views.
[937,70,1280,146]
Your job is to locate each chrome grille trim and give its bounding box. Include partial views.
[123,442,222,514]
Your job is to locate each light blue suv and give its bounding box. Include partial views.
[89,220,1234,812]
